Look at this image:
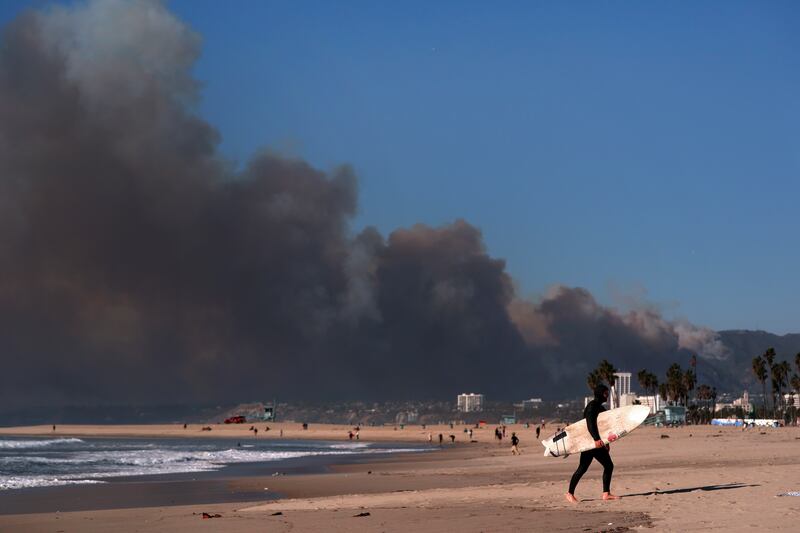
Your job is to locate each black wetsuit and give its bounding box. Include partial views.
[568,397,614,494]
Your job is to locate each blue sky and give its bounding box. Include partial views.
[2,1,799,333]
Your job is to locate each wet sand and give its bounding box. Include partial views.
[1,424,799,531]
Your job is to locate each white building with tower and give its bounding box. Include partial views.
[610,372,632,409]
[732,390,750,408]
[457,393,484,412]
[615,372,632,396]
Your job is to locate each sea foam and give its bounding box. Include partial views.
[0,438,84,449]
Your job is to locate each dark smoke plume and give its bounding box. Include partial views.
[0,1,727,408]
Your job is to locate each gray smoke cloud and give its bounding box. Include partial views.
[0,1,723,408]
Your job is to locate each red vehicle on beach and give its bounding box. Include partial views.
[224,415,246,424]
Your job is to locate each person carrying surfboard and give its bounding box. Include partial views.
[565,383,620,503]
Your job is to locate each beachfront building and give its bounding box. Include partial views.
[732,390,750,408]
[457,393,484,412]
[614,372,632,396]
[521,398,543,410]
[731,391,754,413]
[617,393,638,407]
[606,372,632,409]
[637,395,662,415]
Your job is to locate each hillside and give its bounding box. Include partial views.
[699,330,800,393]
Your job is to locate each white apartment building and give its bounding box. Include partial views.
[457,393,484,412]
[614,372,632,396]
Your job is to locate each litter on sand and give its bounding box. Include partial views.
[777,492,800,497]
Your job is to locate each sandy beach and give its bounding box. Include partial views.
[1,423,799,531]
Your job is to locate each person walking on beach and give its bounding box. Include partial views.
[511,432,520,455]
[438,433,443,446]
[535,425,541,439]
[565,384,619,503]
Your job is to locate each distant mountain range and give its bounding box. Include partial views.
[698,330,800,394]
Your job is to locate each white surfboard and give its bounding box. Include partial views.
[541,405,650,457]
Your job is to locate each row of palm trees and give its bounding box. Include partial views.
[661,363,696,405]
[585,348,800,423]
[751,348,800,419]
[586,359,700,409]
[635,363,698,407]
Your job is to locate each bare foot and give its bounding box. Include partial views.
[602,492,621,500]
[565,493,579,504]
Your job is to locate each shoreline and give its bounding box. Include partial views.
[0,435,434,514]
[2,425,799,531]
[0,422,507,444]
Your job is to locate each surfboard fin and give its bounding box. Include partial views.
[543,442,560,457]
[543,440,570,458]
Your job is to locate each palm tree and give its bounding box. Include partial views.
[696,384,712,423]
[763,347,776,366]
[786,374,800,425]
[638,369,649,395]
[648,372,659,399]
[792,374,800,397]
[711,387,717,419]
[763,348,777,416]
[684,369,697,406]
[773,361,790,418]
[597,359,617,408]
[752,356,768,418]
[637,369,661,412]
[666,363,685,405]
[658,382,669,403]
[795,352,800,375]
[587,369,602,391]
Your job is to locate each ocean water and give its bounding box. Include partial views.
[0,436,421,491]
